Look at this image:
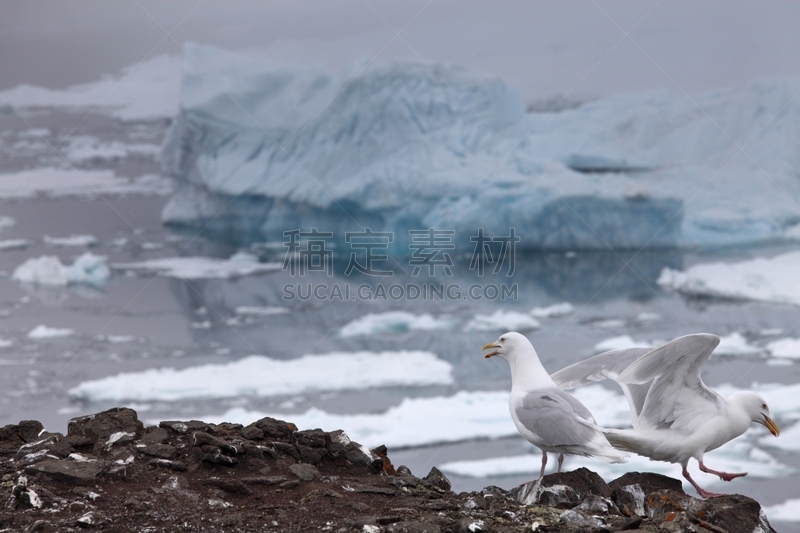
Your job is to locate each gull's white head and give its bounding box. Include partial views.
[482,331,533,362]
[729,391,780,437]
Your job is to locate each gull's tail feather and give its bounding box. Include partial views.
[585,432,629,464]
[592,445,629,464]
[603,428,650,455]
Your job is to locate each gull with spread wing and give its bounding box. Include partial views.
[551,333,780,498]
[483,332,627,483]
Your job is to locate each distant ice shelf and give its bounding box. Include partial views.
[161,44,800,252]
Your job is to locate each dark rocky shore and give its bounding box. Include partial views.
[0,408,774,532]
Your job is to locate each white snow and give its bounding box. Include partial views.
[28,325,74,339]
[764,498,800,522]
[340,311,455,337]
[0,54,180,121]
[44,234,97,247]
[465,311,540,332]
[530,303,574,318]
[0,168,173,198]
[636,312,661,322]
[161,44,800,251]
[12,253,109,286]
[715,333,762,356]
[766,338,800,359]
[594,335,656,353]
[658,252,800,306]
[70,350,453,402]
[112,255,281,280]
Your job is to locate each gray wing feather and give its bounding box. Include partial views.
[550,347,654,419]
[617,333,723,432]
[551,348,654,389]
[515,388,597,447]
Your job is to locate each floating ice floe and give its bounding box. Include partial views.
[594,335,657,352]
[200,391,514,449]
[112,254,281,280]
[763,498,800,522]
[28,325,75,339]
[465,310,540,332]
[0,54,180,121]
[235,306,290,317]
[161,44,800,251]
[0,239,33,251]
[530,302,574,318]
[12,253,110,286]
[715,332,762,356]
[0,216,16,231]
[198,384,630,449]
[759,420,800,452]
[340,311,456,337]
[658,252,800,306]
[44,234,97,247]
[70,350,453,402]
[0,169,173,198]
[107,335,136,344]
[64,136,161,163]
[766,338,800,359]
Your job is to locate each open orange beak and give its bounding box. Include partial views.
[483,342,499,358]
[765,416,780,437]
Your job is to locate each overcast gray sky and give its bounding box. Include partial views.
[3,1,799,102]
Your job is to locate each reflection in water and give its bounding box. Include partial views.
[163,250,685,389]
[521,250,683,303]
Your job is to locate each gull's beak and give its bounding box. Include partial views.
[483,342,499,358]
[764,415,780,437]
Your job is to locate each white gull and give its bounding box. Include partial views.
[483,332,627,483]
[551,333,780,498]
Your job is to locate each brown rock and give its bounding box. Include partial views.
[25,459,105,486]
[136,443,177,459]
[67,408,143,443]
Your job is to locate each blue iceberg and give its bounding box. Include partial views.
[162,44,800,251]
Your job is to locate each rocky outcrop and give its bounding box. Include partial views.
[0,409,777,532]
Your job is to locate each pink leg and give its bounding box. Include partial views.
[537,451,548,481]
[682,464,723,498]
[699,460,747,482]
[557,453,564,473]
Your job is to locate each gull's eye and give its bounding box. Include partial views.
[762,403,767,409]
[500,337,505,343]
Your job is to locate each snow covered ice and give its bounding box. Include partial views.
[70,350,453,402]
[162,44,800,251]
[340,311,456,337]
[112,254,281,280]
[658,251,800,306]
[465,310,540,332]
